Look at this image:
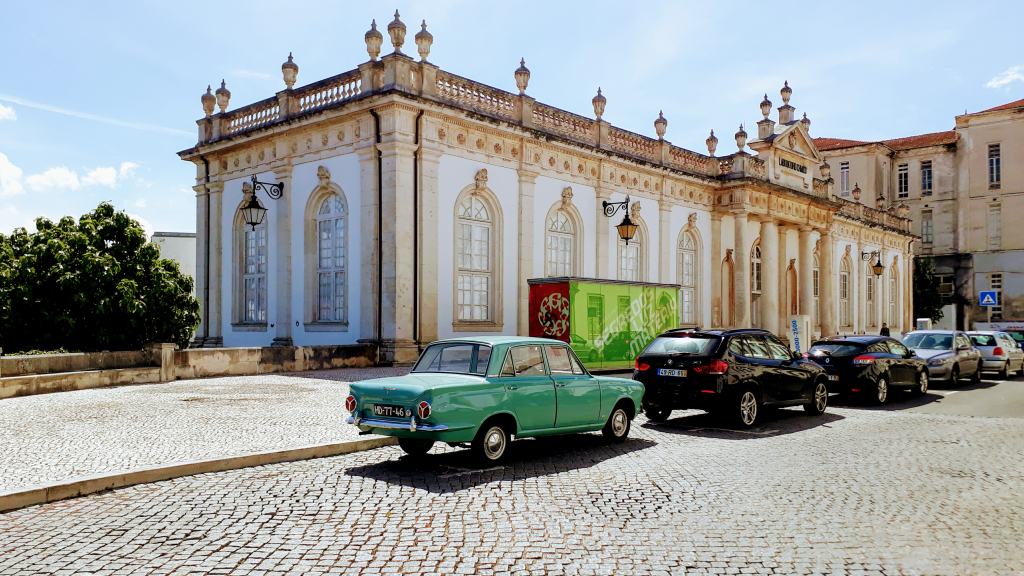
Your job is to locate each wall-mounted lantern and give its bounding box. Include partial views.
[239,175,284,230]
[602,195,638,244]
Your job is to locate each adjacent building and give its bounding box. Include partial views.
[179,13,915,360]
[151,232,197,295]
[815,99,1024,330]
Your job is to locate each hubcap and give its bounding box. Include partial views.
[483,426,506,460]
[611,409,628,436]
[740,391,757,425]
[919,372,928,394]
[814,383,828,412]
[877,378,888,403]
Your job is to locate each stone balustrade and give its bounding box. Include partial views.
[435,71,517,121]
[607,126,659,162]
[835,196,912,232]
[296,71,362,114]
[225,97,281,135]
[532,102,595,143]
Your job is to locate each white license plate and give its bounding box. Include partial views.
[827,375,839,381]
[373,404,411,418]
[658,368,687,378]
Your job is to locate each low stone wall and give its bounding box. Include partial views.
[0,350,156,378]
[173,344,375,380]
[0,368,162,400]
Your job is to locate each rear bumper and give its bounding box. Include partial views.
[638,377,724,411]
[346,416,450,432]
[981,359,1007,372]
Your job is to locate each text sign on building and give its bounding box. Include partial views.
[779,157,808,174]
[979,291,998,307]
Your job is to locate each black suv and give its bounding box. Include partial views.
[633,328,829,428]
[806,336,929,404]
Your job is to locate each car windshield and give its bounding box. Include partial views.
[643,335,718,355]
[903,333,953,350]
[969,334,997,347]
[412,343,492,375]
[808,342,863,356]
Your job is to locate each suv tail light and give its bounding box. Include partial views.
[852,355,875,365]
[417,401,431,419]
[635,359,651,371]
[993,346,1005,357]
[344,395,357,412]
[692,359,729,375]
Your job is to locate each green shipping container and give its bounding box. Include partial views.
[528,277,681,371]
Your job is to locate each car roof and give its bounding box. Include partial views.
[658,327,770,337]
[813,335,888,344]
[429,336,567,346]
[966,330,1003,335]
[906,330,957,334]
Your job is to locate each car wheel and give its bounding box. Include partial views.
[914,370,929,396]
[950,365,959,385]
[803,380,828,415]
[999,361,1010,380]
[732,387,760,428]
[397,438,434,457]
[1018,359,1024,377]
[602,403,632,442]
[874,375,889,405]
[645,406,672,422]
[971,364,982,384]
[471,421,510,465]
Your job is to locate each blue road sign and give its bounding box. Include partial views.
[979,291,998,307]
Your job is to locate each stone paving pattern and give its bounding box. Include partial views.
[0,367,407,493]
[1,399,1022,575]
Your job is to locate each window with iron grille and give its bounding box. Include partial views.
[989,273,1003,321]
[921,210,934,245]
[988,203,1002,250]
[840,162,850,195]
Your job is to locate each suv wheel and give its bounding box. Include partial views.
[645,406,671,422]
[803,380,828,415]
[732,388,760,428]
[874,376,889,405]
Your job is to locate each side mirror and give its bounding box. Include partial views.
[957,344,970,351]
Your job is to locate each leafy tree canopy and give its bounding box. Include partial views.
[0,202,199,353]
[913,256,944,324]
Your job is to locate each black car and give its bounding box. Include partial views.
[633,328,829,428]
[805,336,929,404]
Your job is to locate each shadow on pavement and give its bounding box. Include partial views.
[641,408,843,439]
[345,434,656,493]
[830,390,944,411]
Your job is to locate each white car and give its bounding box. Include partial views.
[967,331,1024,379]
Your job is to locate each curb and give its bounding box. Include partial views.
[0,436,398,513]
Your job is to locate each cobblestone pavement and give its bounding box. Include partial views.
[0,367,407,493]
[1,396,1022,575]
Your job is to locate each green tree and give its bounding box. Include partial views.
[0,202,199,353]
[913,256,944,324]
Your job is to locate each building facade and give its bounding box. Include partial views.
[152,231,197,296]
[180,14,915,360]
[815,99,1024,331]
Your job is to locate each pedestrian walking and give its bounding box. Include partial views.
[880,322,890,336]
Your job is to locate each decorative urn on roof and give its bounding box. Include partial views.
[760,94,772,118]
[215,79,231,113]
[654,111,667,140]
[281,53,298,89]
[897,202,911,217]
[415,20,432,61]
[852,183,862,201]
[735,124,748,151]
[706,129,718,156]
[592,87,606,120]
[781,80,793,104]
[387,10,407,53]
[365,19,383,61]
[876,193,886,209]
[514,58,530,95]
[820,160,831,180]
[801,112,811,127]
[201,85,215,118]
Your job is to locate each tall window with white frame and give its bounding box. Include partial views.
[989,273,1004,322]
[839,257,851,328]
[888,262,898,325]
[456,196,493,322]
[618,232,643,282]
[840,162,850,196]
[813,253,820,328]
[988,203,1002,250]
[750,243,762,327]
[897,163,909,198]
[316,195,346,323]
[921,209,934,245]
[242,220,268,324]
[678,231,698,324]
[545,211,575,277]
[989,144,1001,188]
[921,160,933,196]
[866,272,876,328]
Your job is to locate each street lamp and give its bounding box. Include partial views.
[861,250,884,276]
[239,175,285,230]
[602,195,638,245]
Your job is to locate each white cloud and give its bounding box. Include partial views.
[82,166,118,188]
[127,212,154,239]
[134,198,147,209]
[0,104,15,121]
[0,94,191,136]
[118,161,139,179]
[26,166,80,192]
[986,65,1024,89]
[0,153,24,197]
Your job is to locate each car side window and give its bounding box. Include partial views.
[499,350,516,377]
[546,346,574,374]
[956,335,971,349]
[744,337,772,360]
[567,349,587,375]
[763,336,792,361]
[866,343,887,353]
[887,341,909,356]
[510,345,547,376]
[728,337,750,357]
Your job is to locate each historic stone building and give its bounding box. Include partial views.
[816,98,1024,330]
[179,13,916,361]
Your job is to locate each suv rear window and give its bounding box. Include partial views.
[643,335,718,355]
[808,342,864,356]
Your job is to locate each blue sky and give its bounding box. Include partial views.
[1,0,1022,236]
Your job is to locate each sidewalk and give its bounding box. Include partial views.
[0,366,408,495]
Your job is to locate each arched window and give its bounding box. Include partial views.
[545,210,576,277]
[618,223,646,282]
[888,260,898,325]
[239,217,268,324]
[750,242,762,327]
[678,230,699,324]
[456,194,494,322]
[840,255,852,328]
[316,195,346,322]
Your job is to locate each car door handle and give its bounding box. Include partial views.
[506,384,519,390]
[555,382,567,387]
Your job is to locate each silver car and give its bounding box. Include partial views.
[902,330,982,385]
[967,331,1024,379]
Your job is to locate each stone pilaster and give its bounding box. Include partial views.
[192,183,210,347]
[798,226,815,329]
[595,186,612,279]
[418,146,442,344]
[777,224,789,335]
[760,219,780,335]
[517,170,538,335]
[271,165,293,347]
[356,144,381,350]
[710,213,723,327]
[658,201,672,283]
[207,181,224,345]
[820,229,836,336]
[732,211,750,328]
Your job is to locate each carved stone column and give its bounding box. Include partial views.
[517,170,538,335]
[192,183,210,347]
[356,144,380,348]
[732,211,750,328]
[798,226,815,329]
[820,228,836,336]
[271,164,293,347]
[711,213,723,327]
[776,224,790,334]
[596,186,612,279]
[378,137,420,363]
[207,181,224,346]
[418,146,443,344]
[760,219,780,334]
[659,200,672,284]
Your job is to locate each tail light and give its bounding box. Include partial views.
[692,359,729,375]
[852,355,875,365]
[635,359,651,371]
[344,395,357,412]
[993,346,1005,357]
[417,401,431,419]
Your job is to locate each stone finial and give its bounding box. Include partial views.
[875,193,886,210]
[281,53,298,89]
[560,186,574,208]
[706,129,718,156]
[473,168,488,192]
[365,19,384,61]
[781,80,792,105]
[415,20,433,61]
[852,183,862,201]
[735,124,748,151]
[316,165,331,184]
[760,93,772,118]
[514,58,530,95]
[388,10,407,53]
[654,110,667,140]
[215,79,231,113]
[897,202,911,217]
[800,112,811,127]
[820,160,831,180]
[592,87,606,120]
[201,85,215,117]
[630,200,641,220]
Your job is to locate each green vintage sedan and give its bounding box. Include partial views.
[345,336,645,464]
